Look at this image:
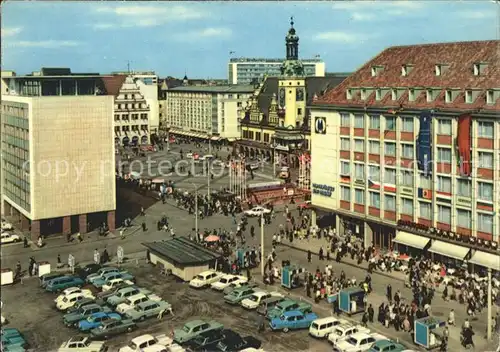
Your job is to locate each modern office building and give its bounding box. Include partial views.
[228,58,325,85]
[1,68,117,239]
[309,41,499,269]
[164,84,254,141]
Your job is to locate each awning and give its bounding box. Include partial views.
[211,136,220,141]
[469,250,500,270]
[428,240,470,261]
[393,231,430,249]
[227,138,237,142]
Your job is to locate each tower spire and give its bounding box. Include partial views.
[290,16,294,28]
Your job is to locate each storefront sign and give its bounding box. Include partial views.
[401,187,413,195]
[354,179,364,186]
[274,144,289,152]
[457,197,471,206]
[312,183,334,197]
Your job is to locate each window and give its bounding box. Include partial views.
[487,90,494,104]
[375,89,382,101]
[341,113,350,127]
[385,142,396,156]
[478,182,493,201]
[438,205,451,224]
[465,90,472,103]
[346,89,353,99]
[354,114,365,128]
[355,189,364,204]
[477,213,493,233]
[402,117,414,132]
[384,168,396,184]
[457,179,471,197]
[355,164,364,180]
[401,198,414,215]
[368,165,380,181]
[456,209,472,229]
[477,121,494,138]
[385,116,396,131]
[437,148,452,163]
[369,115,380,129]
[341,138,350,151]
[437,176,451,193]
[401,144,414,159]
[401,170,413,187]
[369,141,380,154]
[369,192,380,208]
[340,161,350,175]
[419,202,432,219]
[408,89,415,101]
[445,90,452,103]
[385,195,396,211]
[426,89,434,102]
[437,119,452,135]
[391,89,397,101]
[478,152,493,169]
[420,174,432,189]
[435,65,442,76]
[360,89,367,100]
[341,186,351,201]
[354,139,365,152]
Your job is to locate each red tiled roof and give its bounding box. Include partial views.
[315,40,500,112]
[101,75,127,97]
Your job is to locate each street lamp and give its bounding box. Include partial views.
[192,183,198,240]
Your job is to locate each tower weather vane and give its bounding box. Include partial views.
[290,16,294,27]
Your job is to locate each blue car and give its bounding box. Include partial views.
[78,312,122,332]
[269,310,318,332]
[45,276,84,293]
[92,272,134,289]
[1,328,28,351]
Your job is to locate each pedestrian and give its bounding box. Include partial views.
[57,254,62,268]
[120,229,125,239]
[140,206,145,216]
[319,246,324,260]
[367,304,374,323]
[142,222,147,232]
[23,236,28,248]
[448,309,455,326]
[386,284,392,302]
[102,248,109,264]
[307,250,312,263]
[362,311,369,327]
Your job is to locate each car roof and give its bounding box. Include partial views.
[137,300,157,308]
[91,312,108,317]
[185,319,206,328]
[350,332,372,339]
[277,299,296,306]
[282,310,303,317]
[220,274,235,279]
[373,340,399,347]
[253,291,268,297]
[313,317,343,324]
[198,270,216,276]
[128,293,147,300]
[82,304,100,309]
[336,323,354,329]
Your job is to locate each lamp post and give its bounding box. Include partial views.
[487,267,492,340]
[192,183,198,240]
[166,126,170,152]
[260,213,265,277]
[207,131,212,201]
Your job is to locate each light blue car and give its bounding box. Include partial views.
[269,310,318,332]
[78,312,121,332]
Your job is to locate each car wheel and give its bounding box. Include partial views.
[127,326,133,332]
[283,327,289,333]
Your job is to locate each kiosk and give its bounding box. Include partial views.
[236,247,258,268]
[414,316,446,349]
[339,287,365,315]
[281,264,305,289]
[1,268,14,286]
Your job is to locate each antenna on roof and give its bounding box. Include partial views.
[127,61,131,74]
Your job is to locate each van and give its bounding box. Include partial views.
[309,317,348,338]
[256,296,285,315]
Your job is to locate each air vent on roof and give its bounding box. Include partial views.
[401,64,414,77]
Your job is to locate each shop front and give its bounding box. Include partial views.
[427,240,471,268]
[392,231,431,257]
[467,250,499,275]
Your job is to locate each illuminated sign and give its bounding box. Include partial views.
[312,183,334,197]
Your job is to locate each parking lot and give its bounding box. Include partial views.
[1,263,330,352]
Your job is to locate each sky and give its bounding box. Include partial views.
[1,1,498,79]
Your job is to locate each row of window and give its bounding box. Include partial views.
[340,186,495,233]
[3,185,31,213]
[116,125,149,132]
[114,113,148,121]
[3,115,29,129]
[115,103,148,110]
[3,136,29,151]
[2,105,28,118]
[339,114,495,138]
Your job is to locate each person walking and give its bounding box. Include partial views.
[307,250,312,263]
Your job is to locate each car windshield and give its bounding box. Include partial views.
[220,278,228,284]
[372,346,382,351]
[62,297,69,302]
[195,275,205,280]
[346,337,358,345]
[249,295,259,302]
[182,325,191,333]
[334,329,343,336]
[128,342,138,349]
[88,316,96,322]
[125,299,133,305]
[311,322,319,329]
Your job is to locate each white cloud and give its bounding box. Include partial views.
[92,23,114,30]
[9,40,80,48]
[333,0,423,10]
[174,27,232,41]
[350,12,375,21]
[457,10,495,19]
[313,31,360,43]
[1,27,23,37]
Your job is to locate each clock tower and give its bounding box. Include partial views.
[278,17,306,128]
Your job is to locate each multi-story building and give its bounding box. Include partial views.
[164,84,254,141]
[228,57,325,85]
[310,40,499,269]
[113,75,152,147]
[1,68,118,239]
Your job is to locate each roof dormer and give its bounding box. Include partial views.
[445,88,460,103]
[426,88,437,102]
[473,62,488,76]
[375,88,382,101]
[401,64,414,77]
[486,89,497,105]
[371,65,384,77]
[346,88,353,100]
[435,64,449,76]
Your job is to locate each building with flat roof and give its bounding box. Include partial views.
[1,68,117,239]
[310,40,499,269]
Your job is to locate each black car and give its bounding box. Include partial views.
[215,331,261,352]
[75,264,101,280]
[184,329,227,351]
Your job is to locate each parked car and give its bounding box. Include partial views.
[96,284,131,301]
[224,287,261,305]
[328,323,370,345]
[309,317,349,338]
[57,292,96,311]
[1,328,28,351]
[241,291,283,310]
[243,207,270,217]
[75,264,102,280]
[183,329,226,351]
[266,299,312,320]
[93,272,135,289]
[66,298,101,314]
[269,310,318,332]
[1,219,14,231]
[40,273,67,288]
[214,330,261,352]
[55,287,94,305]
[63,303,112,327]
[118,334,173,352]
[211,275,247,291]
[222,282,258,295]
[189,270,223,288]
[57,336,106,352]
[78,312,122,332]
[90,318,136,339]
[256,296,286,315]
[368,339,406,352]
[116,293,162,314]
[173,320,224,344]
[107,286,159,307]
[46,276,85,293]
[1,232,20,244]
[87,267,121,284]
[333,332,381,352]
[102,278,134,292]
[123,300,172,322]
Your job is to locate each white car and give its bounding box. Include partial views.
[240,291,283,310]
[1,220,13,231]
[116,293,162,314]
[309,317,349,338]
[102,278,134,292]
[210,275,248,291]
[189,270,223,288]
[244,206,271,217]
[333,332,380,352]
[57,336,106,352]
[55,287,94,304]
[0,232,20,244]
[328,324,370,345]
[56,292,95,311]
[167,344,185,352]
[118,334,173,352]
